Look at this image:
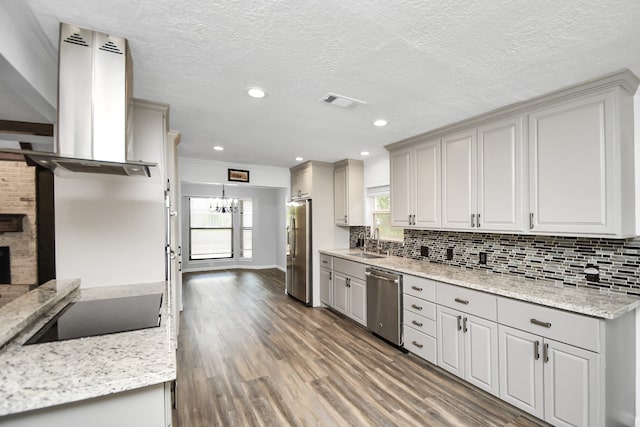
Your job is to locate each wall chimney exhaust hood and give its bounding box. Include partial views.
[1,23,156,177]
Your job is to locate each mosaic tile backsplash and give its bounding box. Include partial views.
[350,227,640,295]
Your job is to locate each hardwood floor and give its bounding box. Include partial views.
[175,269,546,427]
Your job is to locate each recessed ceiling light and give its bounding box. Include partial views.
[295,157,303,161]
[360,151,370,156]
[213,146,224,151]
[373,119,388,127]
[248,88,266,98]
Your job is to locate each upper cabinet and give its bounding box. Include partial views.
[290,163,312,199]
[390,139,441,228]
[334,159,364,226]
[386,69,639,238]
[441,117,524,232]
[528,91,619,235]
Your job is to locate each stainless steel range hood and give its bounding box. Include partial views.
[1,23,156,177]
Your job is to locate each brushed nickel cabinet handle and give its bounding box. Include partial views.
[534,340,540,360]
[463,317,468,333]
[457,315,462,331]
[411,286,423,292]
[408,214,412,225]
[529,212,534,229]
[543,343,549,363]
[471,213,476,228]
[530,318,552,328]
[477,213,481,228]
[411,304,423,311]
[412,340,423,349]
[454,298,469,305]
[322,260,328,264]
[411,320,423,327]
[329,272,332,280]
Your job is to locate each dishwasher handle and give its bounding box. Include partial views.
[365,271,400,284]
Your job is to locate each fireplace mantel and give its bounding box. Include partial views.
[0,214,26,233]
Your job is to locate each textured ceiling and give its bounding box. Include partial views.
[24,0,640,167]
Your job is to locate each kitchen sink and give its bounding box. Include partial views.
[351,252,385,259]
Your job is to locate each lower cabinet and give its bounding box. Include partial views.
[319,267,333,306]
[333,272,366,326]
[437,306,499,396]
[498,324,600,426]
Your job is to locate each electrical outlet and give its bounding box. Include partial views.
[585,264,599,282]
[420,246,429,257]
[479,252,487,265]
[446,248,454,260]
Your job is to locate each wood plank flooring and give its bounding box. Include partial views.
[175,269,547,427]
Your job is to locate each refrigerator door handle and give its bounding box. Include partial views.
[291,217,296,259]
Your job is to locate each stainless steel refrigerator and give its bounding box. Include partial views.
[286,199,311,305]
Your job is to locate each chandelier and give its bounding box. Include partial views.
[209,185,238,213]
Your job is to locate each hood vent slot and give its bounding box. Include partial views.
[99,41,123,55]
[63,32,89,47]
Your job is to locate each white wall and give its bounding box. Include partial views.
[181,183,286,272]
[178,157,289,189]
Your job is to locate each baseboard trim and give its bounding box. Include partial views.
[183,264,285,273]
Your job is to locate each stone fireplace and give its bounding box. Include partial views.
[0,161,37,285]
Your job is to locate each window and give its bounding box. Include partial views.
[369,189,403,242]
[240,199,253,259]
[189,197,233,259]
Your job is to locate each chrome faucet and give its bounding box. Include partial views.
[373,227,381,254]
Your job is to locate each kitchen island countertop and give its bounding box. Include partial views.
[0,281,176,417]
[320,248,640,319]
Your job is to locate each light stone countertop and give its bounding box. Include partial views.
[0,281,176,417]
[0,279,80,349]
[320,249,640,319]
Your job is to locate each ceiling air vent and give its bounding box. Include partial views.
[321,93,367,108]
[99,40,123,55]
[63,32,89,47]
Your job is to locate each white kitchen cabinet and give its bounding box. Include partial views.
[498,324,600,426]
[333,159,364,226]
[442,117,524,231]
[319,267,333,307]
[319,254,333,306]
[437,305,499,396]
[386,69,638,237]
[403,275,438,364]
[389,138,441,228]
[330,258,367,326]
[528,90,620,236]
[290,163,311,199]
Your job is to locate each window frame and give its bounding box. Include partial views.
[367,186,403,243]
[188,197,234,260]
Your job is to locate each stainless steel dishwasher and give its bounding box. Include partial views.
[366,267,403,346]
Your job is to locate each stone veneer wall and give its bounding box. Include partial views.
[0,161,37,284]
[350,226,640,296]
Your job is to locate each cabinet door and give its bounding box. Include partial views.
[477,116,523,232]
[437,306,464,378]
[334,165,347,225]
[529,92,614,234]
[498,325,544,419]
[298,167,311,198]
[544,339,600,427]
[348,276,367,327]
[442,129,476,229]
[390,148,413,227]
[332,273,349,316]
[463,314,499,396]
[319,268,333,306]
[414,139,441,228]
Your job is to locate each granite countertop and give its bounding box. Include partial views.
[320,249,640,319]
[0,281,176,417]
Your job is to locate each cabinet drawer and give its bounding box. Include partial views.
[404,325,437,364]
[436,282,497,321]
[319,254,333,269]
[404,310,436,337]
[404,295,436,320]
[497,297,601,352]
[333,257,366,279]
[404,275,436,302]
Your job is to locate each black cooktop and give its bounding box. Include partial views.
[25,293,163,345]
